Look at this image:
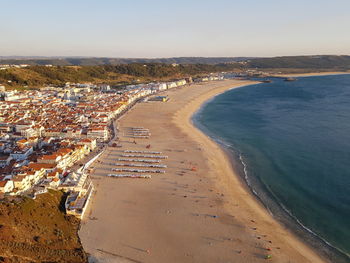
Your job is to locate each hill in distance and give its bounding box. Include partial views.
[0,55,349,68]
[0,56,253,66]
[0,55,349,89]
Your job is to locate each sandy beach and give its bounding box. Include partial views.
[79,79,327,263]
[277,71,350,78]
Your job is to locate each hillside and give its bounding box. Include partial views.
[0,63,243,88]
[0,190,87,263]
[1,55,350,68]
[1,55,350,89]
[0,56,250,66]
[248,55,350,69]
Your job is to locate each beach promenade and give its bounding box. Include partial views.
[79,80,326,263]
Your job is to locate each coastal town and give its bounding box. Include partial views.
[1,0,349,261]
[0,75,223,218]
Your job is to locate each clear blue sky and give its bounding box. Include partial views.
[1,0,349,57]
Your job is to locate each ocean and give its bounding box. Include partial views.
[195,74,350,262]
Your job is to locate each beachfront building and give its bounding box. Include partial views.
[158,83,167,90]
[185,77,193,83]
[87,126,109,142]
[65,177,93,218]
[167,82,177,89]
[176,79,187,87]
[194,77,209,82]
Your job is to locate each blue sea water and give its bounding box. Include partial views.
[196,75,350,261]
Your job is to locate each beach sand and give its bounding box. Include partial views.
[79,80,327,263]
[277,71,350,78]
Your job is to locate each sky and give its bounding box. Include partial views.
[1,0,350,58]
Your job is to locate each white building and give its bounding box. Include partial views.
[10,147,33,161]
[0,180,14,193]
[87,127,109,141]
[176,79,187,86]
[158,83,167,90]
[167,82,177,89]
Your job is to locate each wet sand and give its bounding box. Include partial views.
[79,80,327,263]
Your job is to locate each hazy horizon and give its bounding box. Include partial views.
[1,0,350,57]
[0,54,350,60]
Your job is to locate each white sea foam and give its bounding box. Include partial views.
[238,154,349,259]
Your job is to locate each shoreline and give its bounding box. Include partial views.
[80,79,327,263]
[192,91,349,263]
[193,74,350,262]
[174,80,328,263]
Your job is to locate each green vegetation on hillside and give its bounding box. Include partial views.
[1,55,350,89]
[0,63,243,88]
[0,190,87,263]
